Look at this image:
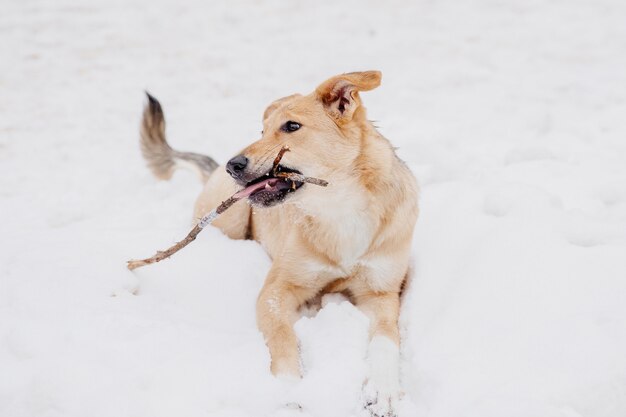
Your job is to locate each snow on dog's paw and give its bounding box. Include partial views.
[270,374,304,415]
[362,336,400,416]
[361,380,398,417]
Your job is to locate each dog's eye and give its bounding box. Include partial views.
[282,121,301,133]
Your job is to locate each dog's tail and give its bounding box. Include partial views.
[140,92,219,182]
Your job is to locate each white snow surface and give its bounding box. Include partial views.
[2,1,626,416]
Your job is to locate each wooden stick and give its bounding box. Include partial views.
[276,172,329,187]
[127,196,240,270]
[272,146,329,186]
[126,147,328,270]
[273,146,291,176]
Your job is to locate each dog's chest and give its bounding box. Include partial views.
[330,213,374,269]
[304,196,377,272]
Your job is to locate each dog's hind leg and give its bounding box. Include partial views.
[140,93,218,182]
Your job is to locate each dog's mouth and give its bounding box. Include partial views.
[234,165,304,207]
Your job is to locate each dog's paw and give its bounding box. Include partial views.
[362,380,398,417]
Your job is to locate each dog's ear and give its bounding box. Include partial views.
[315,71,381,123]
[263,94,301,122]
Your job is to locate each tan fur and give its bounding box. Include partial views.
[192,71,419,385]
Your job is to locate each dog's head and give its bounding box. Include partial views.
[226,71,382,207]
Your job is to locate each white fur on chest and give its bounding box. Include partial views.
[298,180,376,272]
[330,207,374,271]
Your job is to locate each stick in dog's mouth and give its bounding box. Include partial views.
[233,146,328,204]
[233,166,303,199]
[126,146,328,270]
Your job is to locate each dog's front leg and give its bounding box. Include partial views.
[356,291,401,417]
[256,267,315,379]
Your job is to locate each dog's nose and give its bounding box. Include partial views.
[226,155,249,179]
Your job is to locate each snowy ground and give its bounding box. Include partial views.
[2,0,626,416]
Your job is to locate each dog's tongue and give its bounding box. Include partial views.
[234,178,279,199]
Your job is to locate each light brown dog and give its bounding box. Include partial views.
[139,71,418,416]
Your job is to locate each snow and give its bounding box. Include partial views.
[1,0,626,416]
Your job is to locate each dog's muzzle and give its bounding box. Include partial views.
[226,155,249,181]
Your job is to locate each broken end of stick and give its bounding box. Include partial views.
[127,259,149,270]
[304,177,328,187]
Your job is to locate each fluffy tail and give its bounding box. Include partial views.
[140,92,218,182]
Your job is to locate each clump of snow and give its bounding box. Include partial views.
[1,0,626,416]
